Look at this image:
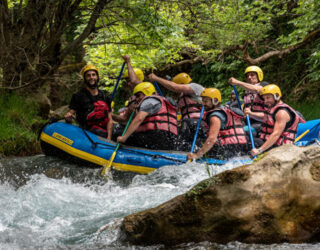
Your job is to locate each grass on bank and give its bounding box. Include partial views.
[0,92,45,156]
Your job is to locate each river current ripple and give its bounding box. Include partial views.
[0,155,319,249]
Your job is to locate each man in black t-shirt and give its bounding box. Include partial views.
[64,65,113,139]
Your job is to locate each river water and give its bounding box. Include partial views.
[0,155,319,249]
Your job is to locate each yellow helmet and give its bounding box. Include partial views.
[201,88,221,105]
[133,82,155,96]
[81,64,99,79]
[245,66,263,82]
[172,73,192,84]
[260,84,282,100]
[123,68,144,81]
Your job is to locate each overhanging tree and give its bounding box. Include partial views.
[0,0,112,90]
[171,0,320,70]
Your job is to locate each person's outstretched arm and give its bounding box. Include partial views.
[229,77,263,93]
[148,73,194,95]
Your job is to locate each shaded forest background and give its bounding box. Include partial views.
[1,0,320,156]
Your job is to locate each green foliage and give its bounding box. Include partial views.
[189,0,276,48]
[274,0,320,89]
[0,92,44,156]
[78,0,320,108]
[307,45,320,82]
[288,101,320,121]
[191,57,245,102]
[204,163,219,178]
[185,178,214,201]
[278,0,320,46]
[82,0,197,95]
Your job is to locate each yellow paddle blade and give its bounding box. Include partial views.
[101,151,116,176]
[101,111,135,177]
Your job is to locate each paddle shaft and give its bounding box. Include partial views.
[101,111,135,175]
[233,86,256,152]
[110,62,126,102]
[233,85,242,109]
[188,105,205,162]
[190,105,205,154]
[153,81,164,97]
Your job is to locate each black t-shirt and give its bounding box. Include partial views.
[69,88,111,128]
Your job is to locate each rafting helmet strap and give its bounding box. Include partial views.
[212,98,219,106]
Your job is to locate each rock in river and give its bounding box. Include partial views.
[120,144,320,246]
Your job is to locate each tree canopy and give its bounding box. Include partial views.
[1,0,320,100]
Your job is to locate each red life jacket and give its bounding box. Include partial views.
[136,96,178,135]
[259,102,306,145]
[86,100,110,132]
[178,94,203,120]
[243,83,266,113]
[205,107,247,145]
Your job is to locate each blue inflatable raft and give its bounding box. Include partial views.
[40,119,320,174]
[295,119,320,146]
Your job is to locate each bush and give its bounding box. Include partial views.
[0,91,45,156]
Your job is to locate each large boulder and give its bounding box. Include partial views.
[120,144,320,246]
